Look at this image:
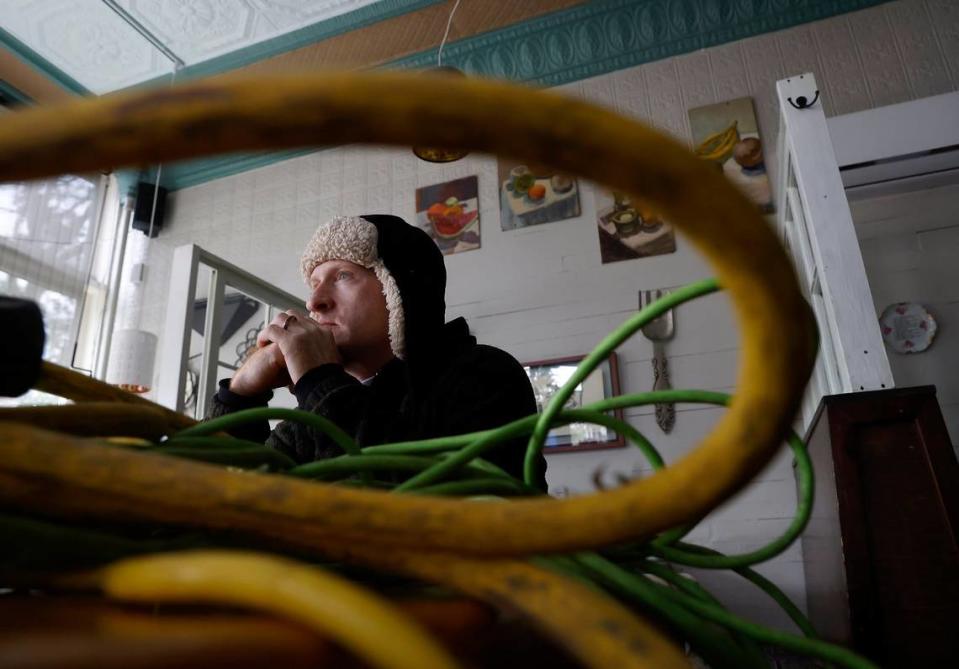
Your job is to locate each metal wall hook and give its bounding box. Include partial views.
[787,90,820,109]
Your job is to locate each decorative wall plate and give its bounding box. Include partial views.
[879,302,937,353]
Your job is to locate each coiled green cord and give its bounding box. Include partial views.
[286,453,522,487]
[572,552,878,669]
[541,553,765,669]
[648,430,813,569]
[137,279,875,669]
[632,557,771,668]
[175,407,361,455]
[157,293,812,569]
[151,435,298,471]
[664,542,819,639]
[524,278,720,485]
[391,407,663,492]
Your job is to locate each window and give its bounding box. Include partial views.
[0,175,103,406]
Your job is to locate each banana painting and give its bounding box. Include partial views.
[695,121,740,163]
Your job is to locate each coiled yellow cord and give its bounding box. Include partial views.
[97,550,461,669]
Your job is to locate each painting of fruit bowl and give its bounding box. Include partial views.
[688,97,774,214]
[415,176,481,255]
[497,159,581,231]
[427,199,479,239]
[596,189,676,265]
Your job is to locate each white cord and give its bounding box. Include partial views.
[437,0,462,67]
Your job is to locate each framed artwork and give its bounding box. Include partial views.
[414,176,481,255]
[497,158,581,231]
[688,97,774,214]
[522,353,625,453]
[596,189,677,264]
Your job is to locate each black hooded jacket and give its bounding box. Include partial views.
[209,215,547,490]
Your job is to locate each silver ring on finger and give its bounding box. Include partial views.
[282,314,297,330]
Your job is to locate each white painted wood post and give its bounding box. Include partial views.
[157,244,201,413]
[196,267,225,419]
[156,244,303,417]
[775,73,894,428]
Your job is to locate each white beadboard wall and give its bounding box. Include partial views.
[853,182,959,450]
[129,0,958,631]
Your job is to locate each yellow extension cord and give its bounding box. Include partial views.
[95,551,461,669]
[0,70,817,669]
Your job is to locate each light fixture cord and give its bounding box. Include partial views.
[437,0,462,67]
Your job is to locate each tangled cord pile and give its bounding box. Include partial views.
[0,71,873,668]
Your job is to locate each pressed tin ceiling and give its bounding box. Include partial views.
[0,0,425,93]
[0,0,896,189]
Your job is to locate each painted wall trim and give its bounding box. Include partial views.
[16,0,892,190]
[0,26,91,95]
[158,149,320,191]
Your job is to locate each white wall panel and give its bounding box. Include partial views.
[853,182,959,450]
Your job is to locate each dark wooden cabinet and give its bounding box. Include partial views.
[802,386,959,666]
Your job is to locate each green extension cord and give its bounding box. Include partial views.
[4,278,877,669]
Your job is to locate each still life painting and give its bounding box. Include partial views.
[415,176,481,255]
[688,97,774,214]
[596,189,677,264]
[497,159,581,231]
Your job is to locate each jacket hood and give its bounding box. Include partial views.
[362,214,448,362]
[300,214,448,363]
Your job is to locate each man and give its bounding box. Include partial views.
[210,214,546,489]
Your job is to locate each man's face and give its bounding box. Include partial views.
[306,260,391,360]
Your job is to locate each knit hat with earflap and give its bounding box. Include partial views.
[300,215,447,361]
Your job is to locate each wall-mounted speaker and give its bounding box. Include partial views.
[132,181,167,237]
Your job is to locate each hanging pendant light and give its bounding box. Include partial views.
[413,2,468,163]
[412,67,470,163]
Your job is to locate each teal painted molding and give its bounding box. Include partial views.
[0,79,33,106]
[153,0,898,190]
[132,0,445,90]
[0,26,91,95]
[160,149,319,191]
[386,0,895,86]
[115,169,142,198]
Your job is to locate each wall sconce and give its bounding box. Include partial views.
[107,329,158,393]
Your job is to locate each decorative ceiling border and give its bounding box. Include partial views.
[386,0,894,85]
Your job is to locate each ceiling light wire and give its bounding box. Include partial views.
[437,0,462,67]
[100,0,185,69]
